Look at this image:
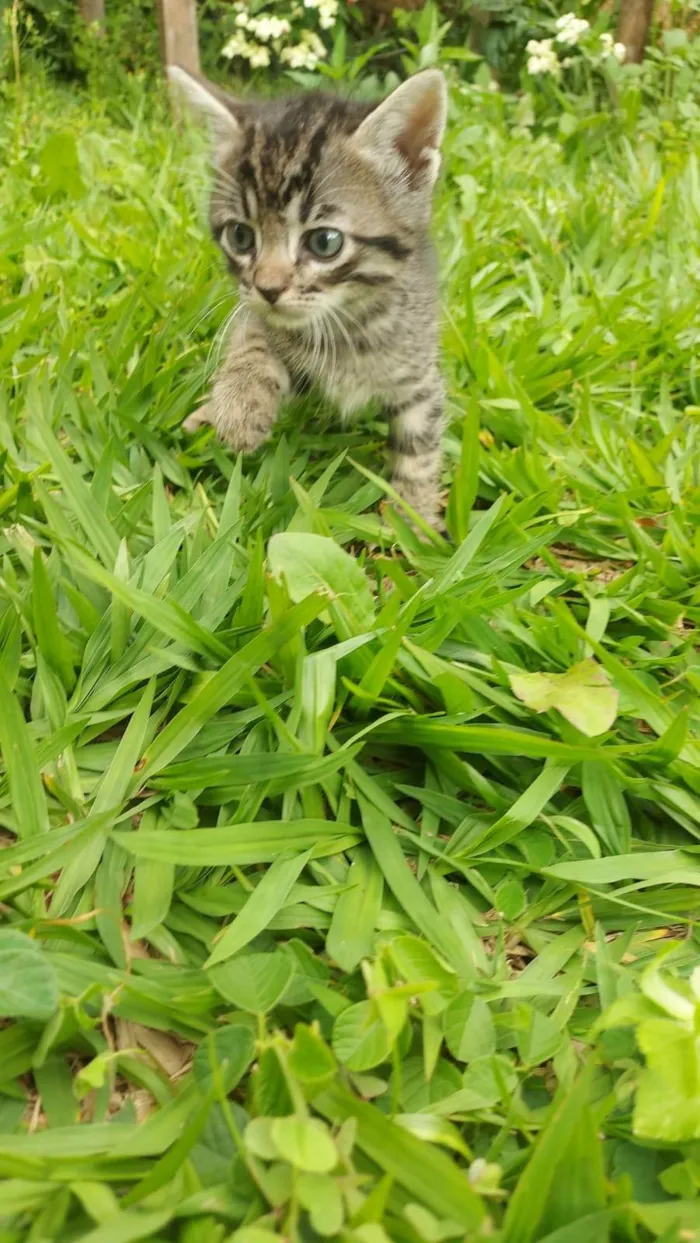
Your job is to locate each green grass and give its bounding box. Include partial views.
[1,64,699,1243]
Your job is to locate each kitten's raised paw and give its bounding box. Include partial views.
[183,399,273,454]
[214,398,276,455]
[217,416,271,455]
[182,403,215,434]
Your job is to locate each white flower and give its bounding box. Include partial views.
[525,37,561,77]
[248,14,291,39]
[527,55,560,77]
[300,29,326,53]
[247,43,271,67]
[235,11,249,26]
[526,37,554,56]
[280,42,319,69]
[599,33,625,61]
[222,30,272,65]
[554,12,590,46]
[318,0,338,28]
[222,31,251,58]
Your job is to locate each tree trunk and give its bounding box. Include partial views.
[469,6,492,56]
[156,0,200,74]
[358,0,422,11]
[616,0,655,63]
[78,0,105,32]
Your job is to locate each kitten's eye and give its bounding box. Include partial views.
[304,228,344,260]
[225,222,256,255]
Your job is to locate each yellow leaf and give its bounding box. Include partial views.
[509,659,618,737]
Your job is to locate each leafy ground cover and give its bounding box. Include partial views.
[0,67,699,1242]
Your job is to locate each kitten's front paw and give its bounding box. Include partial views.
[391,476,441,531]
[214,395,277,455]
[182,403,215,434]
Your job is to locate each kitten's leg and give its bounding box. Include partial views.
[388,374,444,526]
[183,319,290,453]
[182,403,215,433]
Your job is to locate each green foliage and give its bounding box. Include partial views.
[0,48,699,1242]
[3,0,160,82]
[0,930,58,1020]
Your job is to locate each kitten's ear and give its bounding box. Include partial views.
[167,66,243,156]
[353,70,447,189]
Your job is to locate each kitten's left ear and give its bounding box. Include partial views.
[353,70,447,189]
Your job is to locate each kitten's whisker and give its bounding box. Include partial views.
[205,303,244,378]
[316,321,324,379]
[335,304,377,350]
[312,313,323,375]
[322,311,338,380]
[317,314,329,380]
[186,293,235,338]
[325,305,357,361]
[306,316,318,377]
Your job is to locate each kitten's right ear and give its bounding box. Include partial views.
[167,66,242,155]
[353,70,447,192]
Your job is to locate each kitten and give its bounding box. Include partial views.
[170,66,447,524]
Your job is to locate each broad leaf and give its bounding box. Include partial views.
[268,533,375,632]
[509,659,618,737]
[193,1024,256,1097]
[208,952,294,1014]
[332,1001,391,1072]
[634,1018,700,1142]
[271,1116,338,1173]
[0,931,58,1021]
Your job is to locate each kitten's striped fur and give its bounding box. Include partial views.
[171,67,447,524]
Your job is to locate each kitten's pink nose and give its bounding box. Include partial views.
[255,283,284,305]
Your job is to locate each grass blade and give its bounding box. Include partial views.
[205,849,314,967]
[112,821,359,866]
[0,668,49,838]
[139,592,329,778]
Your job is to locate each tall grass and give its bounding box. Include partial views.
[0,65,699,1242]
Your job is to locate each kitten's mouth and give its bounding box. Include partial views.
[249,299,309,328]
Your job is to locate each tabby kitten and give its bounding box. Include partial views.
[171,66,447,524]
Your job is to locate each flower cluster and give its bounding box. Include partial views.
[303,0,339,32]
[280,29,328,69]
[527,15,627,77]
[555,12,590,46]
[235,12,292,40]
[600,31,627,63]
[222,0,338,73]
[222,30,272,68]
[526,38,561,78]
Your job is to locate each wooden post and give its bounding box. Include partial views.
[78,0,105,32]
[616,0,655,62]
[156,0,200,74]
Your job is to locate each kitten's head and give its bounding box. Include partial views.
[169,67,446,328]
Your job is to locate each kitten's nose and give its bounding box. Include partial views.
[255,283,284,305]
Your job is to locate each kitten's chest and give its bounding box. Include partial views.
[322,357,381,416]
[290,339,391,416]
